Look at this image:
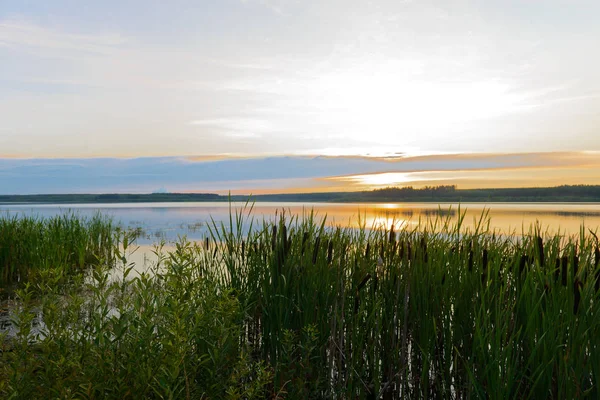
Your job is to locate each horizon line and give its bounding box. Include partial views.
[1,183,599,198]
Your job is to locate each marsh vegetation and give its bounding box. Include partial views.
[0,213,115,290]
[1,207,600,399]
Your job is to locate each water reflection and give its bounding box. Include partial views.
[2,202,600,243]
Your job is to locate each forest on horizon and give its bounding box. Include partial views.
[2,185,600,204]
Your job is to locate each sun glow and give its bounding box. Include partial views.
[331,163,600,192]
[336,171,448,187]
[348,172,413,186]
[305,63,531,148]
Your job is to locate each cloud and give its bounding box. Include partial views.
[0,17,126,55]
[240,0,295,15]
[189,118,271,138]
[2,2,600,158]
[1,152,598,195]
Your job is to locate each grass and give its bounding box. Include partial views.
[1,206,600,399]
[0,212,115,290]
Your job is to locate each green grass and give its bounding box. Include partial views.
[0,212,116,290]
[2,206,600,399]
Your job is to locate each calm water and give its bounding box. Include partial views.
[2,202,600,244]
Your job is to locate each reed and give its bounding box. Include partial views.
[2,206,600,399]
[0,212,115,289]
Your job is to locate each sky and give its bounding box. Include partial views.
[1,0,599,194]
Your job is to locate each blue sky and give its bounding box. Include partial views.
[1,1,599,193]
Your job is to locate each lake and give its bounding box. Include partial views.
[2,202,600,244]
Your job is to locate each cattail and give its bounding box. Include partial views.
[301,232,309,255]
[365,242,371,258]
[420,237,428,263]
[561,256,568,287]
[271,225,277,251]
[327,240,333,264]
[358,273,372,291]
[388,225,395,244]
[536,236,544,267]
[241,240,245,261]
[519,255,527,276]
[554,258,560,282]
[312,236,321,265]
[573,253,579,278]
[205,237,209,251]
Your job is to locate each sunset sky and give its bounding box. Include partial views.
[1,0,599,194]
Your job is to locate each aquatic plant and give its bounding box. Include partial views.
[0,212,115,289]
[2,206,600,399]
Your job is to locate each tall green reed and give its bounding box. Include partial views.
[0,212,115,289]
[2,205,600,399]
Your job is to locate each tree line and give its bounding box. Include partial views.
[2,185,600,204]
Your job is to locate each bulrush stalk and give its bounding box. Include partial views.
[536,235,545,267]
[312,235,320,265]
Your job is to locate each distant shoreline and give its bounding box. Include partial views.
[2,185,600,204]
